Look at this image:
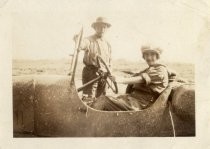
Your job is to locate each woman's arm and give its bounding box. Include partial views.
[115,76,145,84]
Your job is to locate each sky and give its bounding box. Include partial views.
[8,0,210,63]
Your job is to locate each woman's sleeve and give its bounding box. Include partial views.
[141,66,169,86]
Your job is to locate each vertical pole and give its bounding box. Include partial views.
[70,28,83,84]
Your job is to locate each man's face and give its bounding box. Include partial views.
[94,24,108,37]
[143,52,158,66]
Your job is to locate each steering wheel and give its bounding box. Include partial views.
[97,56,118,94]
[77,56,118,94]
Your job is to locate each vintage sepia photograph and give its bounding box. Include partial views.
[11,0,199,138]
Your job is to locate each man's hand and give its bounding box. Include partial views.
[73,34,79,42]
[97,69,109,78]
[109,75,116,82]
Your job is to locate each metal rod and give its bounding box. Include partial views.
[77,76,101,92]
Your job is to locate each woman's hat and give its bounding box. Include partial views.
[141,45,163,56]
[91,17,111,28]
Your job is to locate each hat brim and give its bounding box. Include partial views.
[91,22,111,28]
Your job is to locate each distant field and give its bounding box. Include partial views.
[12,59,194,94]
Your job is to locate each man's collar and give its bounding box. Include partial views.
[94,34,104,40]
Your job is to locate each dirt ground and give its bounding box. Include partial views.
[12,59,194,94]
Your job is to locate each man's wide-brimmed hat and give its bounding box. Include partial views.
[91,17,111,28]
[141,45,163,56]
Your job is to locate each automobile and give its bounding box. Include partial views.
[13,29,195,137]
[13,55,195,137]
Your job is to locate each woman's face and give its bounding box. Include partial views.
[143,52,158,66]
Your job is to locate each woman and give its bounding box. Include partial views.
[92,44,176,111]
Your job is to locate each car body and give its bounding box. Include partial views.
[13,75,195,137]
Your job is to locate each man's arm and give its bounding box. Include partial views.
[73,35,89,51]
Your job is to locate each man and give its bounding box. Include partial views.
[74,17,112,101]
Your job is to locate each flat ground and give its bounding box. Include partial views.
[12,59,194,94]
